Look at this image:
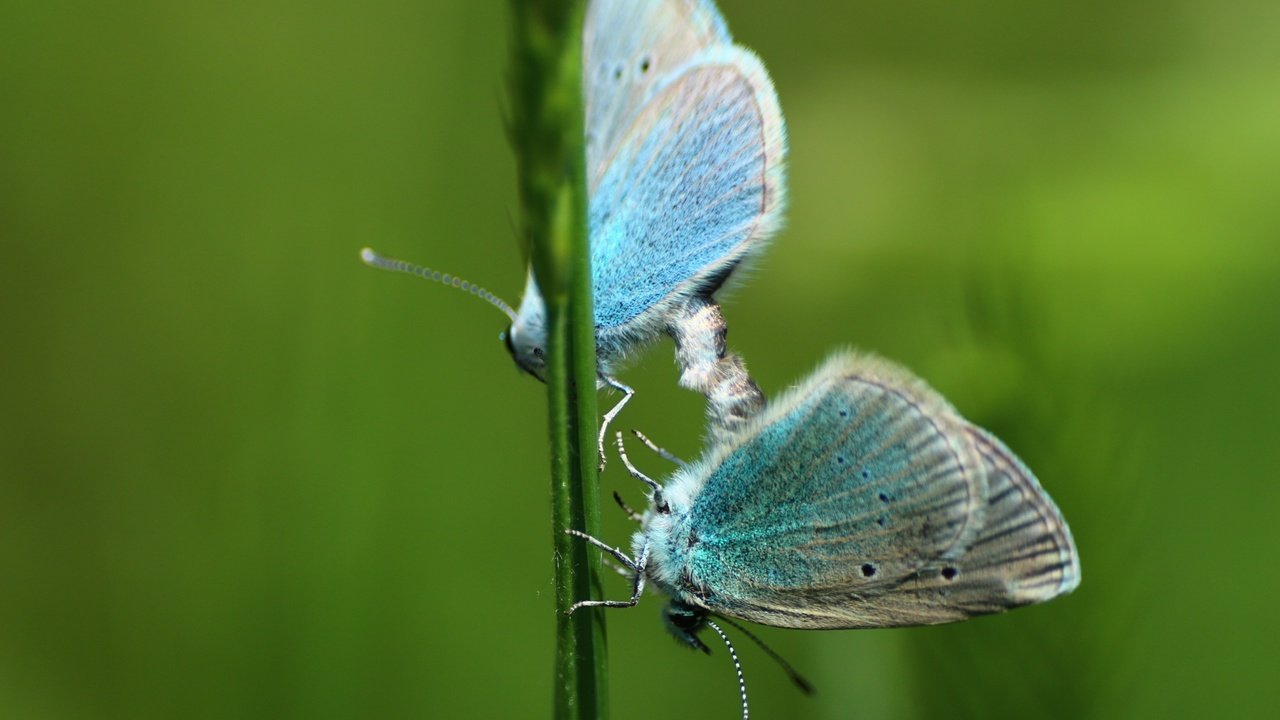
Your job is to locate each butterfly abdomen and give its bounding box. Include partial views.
[668,296,766,442]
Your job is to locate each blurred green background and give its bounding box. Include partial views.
[3,1,1278,718]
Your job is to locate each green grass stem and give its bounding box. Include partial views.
[507,1,607,718]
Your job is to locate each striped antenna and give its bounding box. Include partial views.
[360,247,517,322]
[707,620,749,720]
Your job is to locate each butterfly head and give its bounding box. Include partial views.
[359,248,535,375]
[501,269,549,381]
[663,600,712,653]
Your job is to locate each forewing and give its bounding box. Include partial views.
[590,47,786,332]
[828,427,1081,626]
[684,353,988,628]
[584,0,730,186]
[956,426,1081,602]
[683,354,1080,629]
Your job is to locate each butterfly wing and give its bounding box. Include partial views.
[823,426,1081,624]
[589,46,786,336]
[585,0,731,188]
[676,353,1077,629]
[958,425,1081,603]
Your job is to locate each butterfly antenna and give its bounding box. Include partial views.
[706,620,749,720]
[717,616,815,695]
[359,247,517,322]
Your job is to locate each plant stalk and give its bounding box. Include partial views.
[507,1,607,718]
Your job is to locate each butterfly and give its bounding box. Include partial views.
[568,351,1081,718]
[362,0,787,466]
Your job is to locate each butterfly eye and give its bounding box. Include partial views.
[532,346,545,359]
[653,490,670,515]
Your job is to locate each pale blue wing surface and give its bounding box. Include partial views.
[674,353,986,628]
[590,47,786,334]
[585,0,731,189]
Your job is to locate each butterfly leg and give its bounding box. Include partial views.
[601,555,635,579]
[612,490,643,523]
[615,430,662,494]
[565,528,635,566]
[631,429,687,466]
[596,375,635,471]
[565,539,650,615]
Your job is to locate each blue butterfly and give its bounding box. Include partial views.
[569,351,1081,717]
[363,0,787,465]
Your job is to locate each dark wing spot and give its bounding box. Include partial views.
[613,63,624,81]
[638,55,652,74]
[860,563,877,577]
[941,567,958,581]
[836,456,845,464]
[839,410,849,418]
[876,516,887,527]
[862,470,871,479]
[878,492,890,503]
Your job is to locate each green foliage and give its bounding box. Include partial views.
[1,1,1278,719]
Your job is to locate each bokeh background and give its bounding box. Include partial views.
[3,1,1278,718]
